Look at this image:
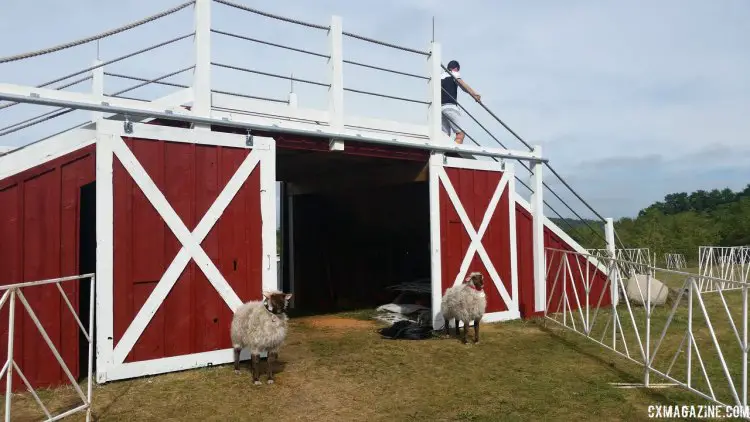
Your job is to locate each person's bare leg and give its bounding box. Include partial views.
[455,131,465,144]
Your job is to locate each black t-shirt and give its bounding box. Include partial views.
[441,70,461,105]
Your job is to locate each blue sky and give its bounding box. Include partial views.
[1,0,748,220]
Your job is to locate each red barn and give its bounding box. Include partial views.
[0,4,612,395]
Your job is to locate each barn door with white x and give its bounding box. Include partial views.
[94,123,277,383]
[429,154,519,327]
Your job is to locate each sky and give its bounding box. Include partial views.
[0,0,748,220]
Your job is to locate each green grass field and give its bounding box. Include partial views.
[5,266,750,421]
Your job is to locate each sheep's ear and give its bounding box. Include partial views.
[284,293,293,301]
[262,291,273,299]
[464,275,472,282]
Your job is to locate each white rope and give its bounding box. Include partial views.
[0,1,195,64]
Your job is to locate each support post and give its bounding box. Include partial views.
[192,0,211,128]
[605,217,619,305]
[91,60,104,123]
[327,15,344,151]
[95,134,114,383]
[427,41,443,146]
[531,145,545,313]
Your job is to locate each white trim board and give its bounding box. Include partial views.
[0,88,193,182]
[515,194,608,275]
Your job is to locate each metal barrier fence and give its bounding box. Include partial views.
[665,253,687,270]
[545,247,750,418]
[699,246,750,293]
[589,247,652,276]
[0,274,95,422]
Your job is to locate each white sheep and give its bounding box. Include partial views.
[440,272,486,344]
[230,290,293,385]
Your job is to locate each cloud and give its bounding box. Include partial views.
[0,0,748,221]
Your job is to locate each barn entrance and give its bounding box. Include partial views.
[78,181,96,379]
[276,139,432,318]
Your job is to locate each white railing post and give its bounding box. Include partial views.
[192,0,211,127]
[427,41,442,146]
[91,60,104,123]
[5,290,15,422]
[327,15,344,151]
[531,145,545,313]
[605,217,619,305]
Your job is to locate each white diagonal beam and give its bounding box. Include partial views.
[437,167,513,307]
[110,137,259,365]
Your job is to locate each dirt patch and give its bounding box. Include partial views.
[298,316,377,330]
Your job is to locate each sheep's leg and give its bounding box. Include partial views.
[233,348,241,374]
[443,318,450,337]
[461,320,468,344]
[251,354,261,385]
[473,318,481,344]
[267,352,277,384]
[454,318,461,337]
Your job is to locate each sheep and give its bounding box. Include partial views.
[440,272,486,344]
[230,290,293,385]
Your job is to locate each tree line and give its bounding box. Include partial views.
[556,184,750,264]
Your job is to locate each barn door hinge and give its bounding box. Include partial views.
[246,130,253,147]
[123,115,133,134]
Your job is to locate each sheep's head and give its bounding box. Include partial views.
[464,272,484,290]
[262,291,293,314]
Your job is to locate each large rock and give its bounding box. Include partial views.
[624,274,669,306]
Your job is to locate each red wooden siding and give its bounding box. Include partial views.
[544,229,611,316]
[440,168,513,314]
[514,201,612,319]
[112,138,262,363]
[0,146,95,393]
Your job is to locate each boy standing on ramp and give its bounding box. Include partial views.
[441,60,481,144]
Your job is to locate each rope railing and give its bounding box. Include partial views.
[440,63,621,249]
[212,62,330,88]
[105,72,190,89]
[343,88,429,105]
[211,29,330,59]
[0,67,193,137]
[439,85,609,244]
[341,31,429,57]
[212,0,330,30]
[0,33,194,112]
[211,89,288,104]
[343,59,429,81]
[0,1,194,64]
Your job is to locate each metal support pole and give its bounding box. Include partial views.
[327,15,344,151]
[644,269,652,387]
[687,278,693,388]
[531,144,545,312]
[605,217,619,306]
[5,291,15,422]
[426,41,442,146]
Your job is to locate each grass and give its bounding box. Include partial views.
[5,266,749,421]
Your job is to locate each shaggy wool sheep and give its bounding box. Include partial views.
[440,272,486,344]
[230,290,292,385]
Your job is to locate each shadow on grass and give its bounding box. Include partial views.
[535,320,692,408]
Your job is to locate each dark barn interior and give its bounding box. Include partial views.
[276,137,432,315]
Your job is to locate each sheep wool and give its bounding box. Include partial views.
[441,283,486,323]
[230,298,288,355]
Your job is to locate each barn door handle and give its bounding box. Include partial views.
[267,254,271,270]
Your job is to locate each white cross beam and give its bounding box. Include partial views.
[110,136,260,365]
[437,167,514,308]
